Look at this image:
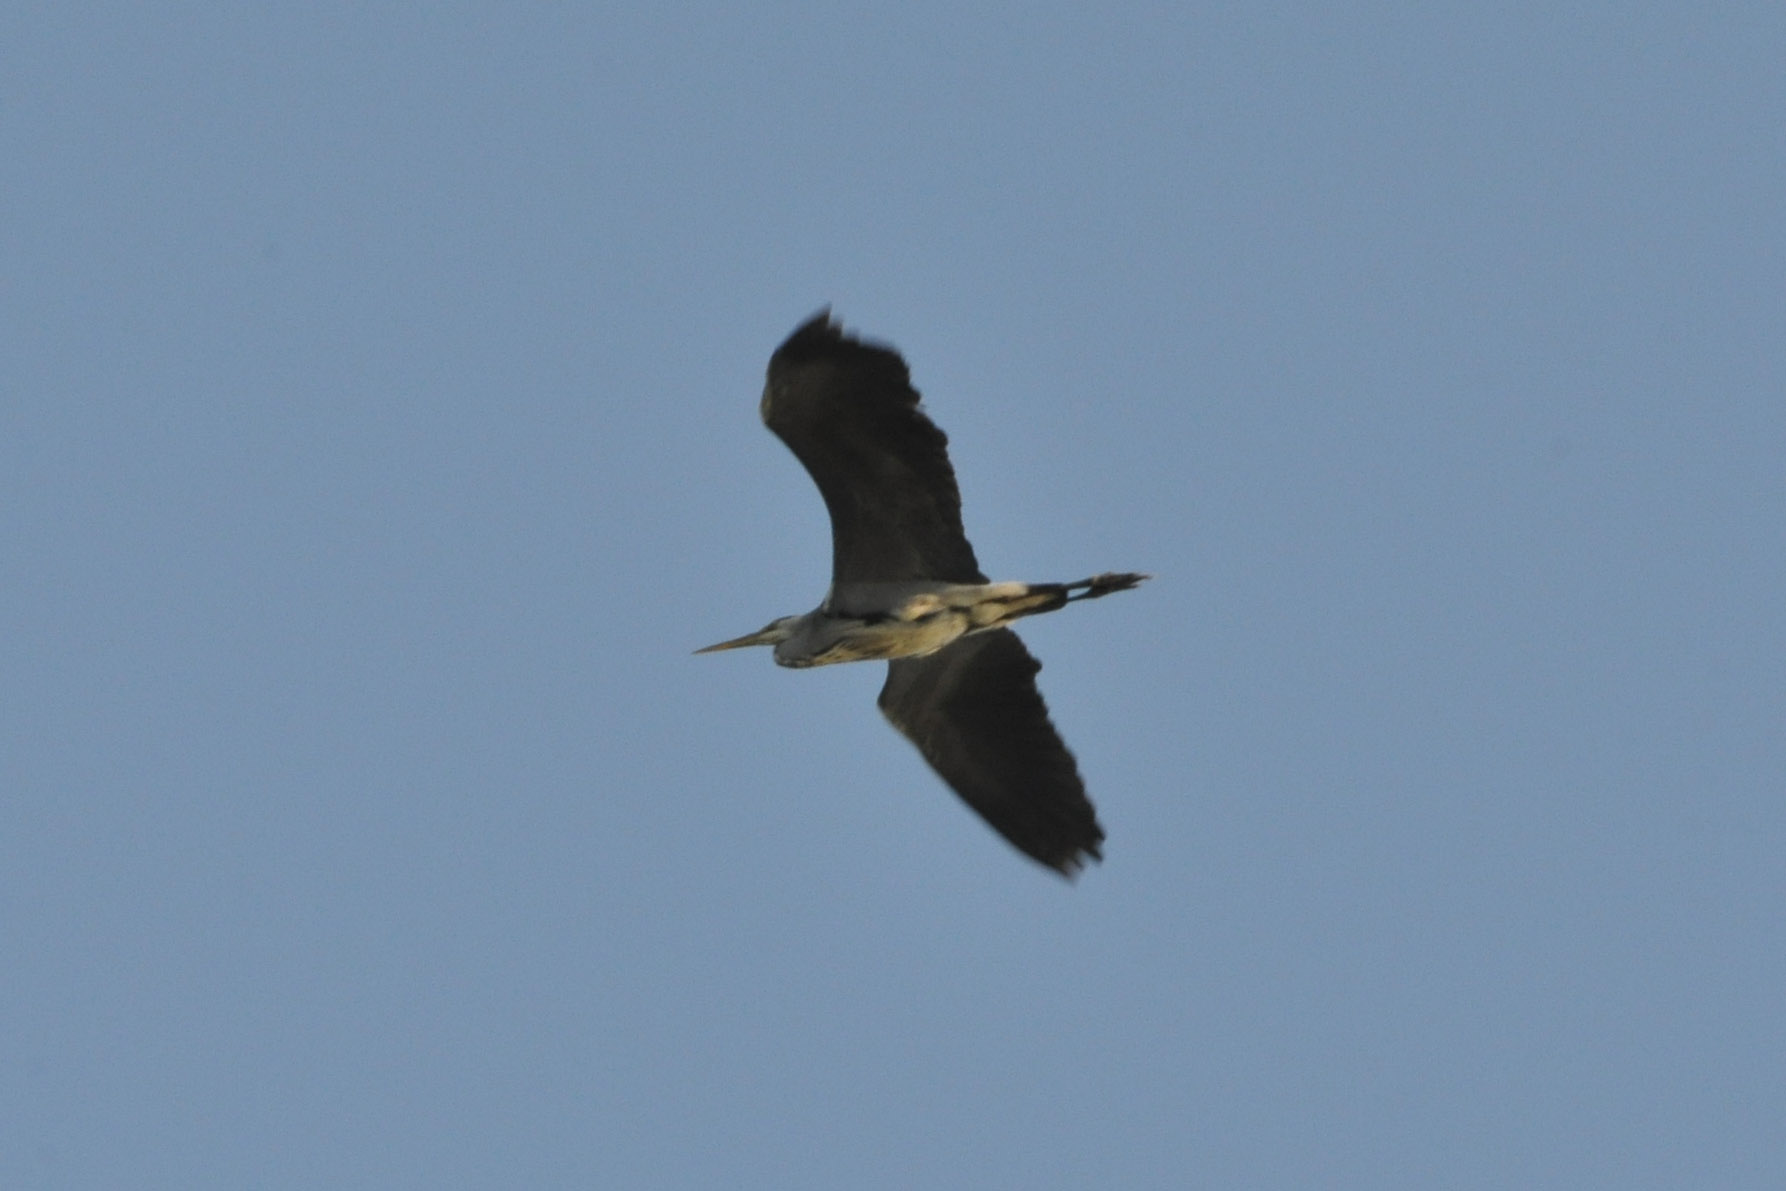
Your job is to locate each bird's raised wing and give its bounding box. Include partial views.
[761,312,986,586]
[878,629,1104,876]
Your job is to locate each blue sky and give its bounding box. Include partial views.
[4,4,1782,1187]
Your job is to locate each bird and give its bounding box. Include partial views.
[697,311,1148,877]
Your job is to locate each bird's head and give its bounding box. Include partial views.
[694,616,799,656]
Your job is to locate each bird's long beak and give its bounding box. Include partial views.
[694,626,779,654]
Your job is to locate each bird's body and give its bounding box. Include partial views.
[710,574,1145,669]
[699,312,1148,876]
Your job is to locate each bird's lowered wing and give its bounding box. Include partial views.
[761,312,986,586]
[878,629,1104,876]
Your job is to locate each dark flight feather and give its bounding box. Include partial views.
[761,312,986,586]
[879,629,1105,876]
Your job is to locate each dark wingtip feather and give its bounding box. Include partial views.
[769,310,911,388]
[1042,820,1105,880]
[772,307,835,355]
[1040,834,1103,880]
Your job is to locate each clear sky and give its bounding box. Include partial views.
[5,4,1782,1187]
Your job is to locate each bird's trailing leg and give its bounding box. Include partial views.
[1063,572,1151,602]
[960,572,1150,633]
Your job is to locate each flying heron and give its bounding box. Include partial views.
[699,312,1148,876]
